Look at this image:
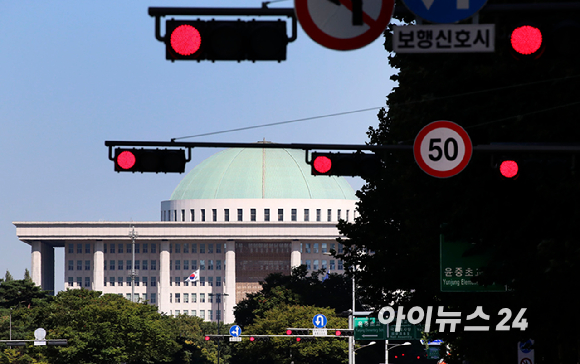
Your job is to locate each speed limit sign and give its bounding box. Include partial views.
[413,121,472,178]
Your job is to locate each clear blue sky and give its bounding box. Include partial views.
[0,0,396,291]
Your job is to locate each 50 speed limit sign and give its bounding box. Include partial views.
[414,121,472,178]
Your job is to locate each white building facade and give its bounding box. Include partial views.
[15,145,358,324]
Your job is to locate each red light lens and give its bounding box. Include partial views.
[204,336,210,341]
[296,337,301,342]
[511,25,542,55]
[117,151,136,170]
[250,337,255,342]
[171,25,202,56]
[500,160,519,179]
[286,330,292,335]
[335,330,342,336]
[313,156,332,174]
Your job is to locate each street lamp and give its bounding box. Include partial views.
[355,341,376,352]
[209,292,229,364]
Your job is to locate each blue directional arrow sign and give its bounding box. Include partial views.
[313,314,327,328]
[402,0,488,24]
[229,325,242,337]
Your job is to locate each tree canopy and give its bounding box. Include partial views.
[336,1,580,363]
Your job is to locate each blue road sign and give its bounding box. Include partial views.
[313,314,327,328]
[229,325,242,337]
[401,0,488,24]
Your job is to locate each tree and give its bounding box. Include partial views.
[231,305,348,364]
[0,279,50,309]
[336,0,580,363]
[3,272,13,283]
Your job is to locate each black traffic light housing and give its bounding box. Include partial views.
[113,148,187,173]
[311,152,382,177]
[165,19,288,62]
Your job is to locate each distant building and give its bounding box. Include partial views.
[14,144,357,323]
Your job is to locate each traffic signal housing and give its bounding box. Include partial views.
[165,19,288,62]
[334,329,354,337]
[114,148,187,173]
[204,335,226,341]
[311,152,381,177]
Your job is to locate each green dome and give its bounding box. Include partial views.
[170,146,357,200]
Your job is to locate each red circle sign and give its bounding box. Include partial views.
[414,121,472,178]
[294,0,395,50]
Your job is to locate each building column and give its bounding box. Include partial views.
[31,241,42,287]
[93,241,104,292]
[31,241,55,294]
[291,240,301,269]
[223,240,236,324]
[159,241,171,314]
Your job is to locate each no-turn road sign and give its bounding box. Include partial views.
[414,120,472,178]
[295,0,395,50]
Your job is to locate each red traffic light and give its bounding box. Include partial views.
[335,330,342,336]
[170,24,202,56]
[286,329,292,335]
[313,155,332,174]
[116,150,136,170]
[204,336,210,341]
[510,25,543,58]
[499,160,519,179]
[249,337,255,342]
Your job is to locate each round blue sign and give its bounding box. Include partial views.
[229,325,242,337]
[313,314,327,328]
[402,0,488,24]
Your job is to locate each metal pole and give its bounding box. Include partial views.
[217,293,220,364]
[385,340,389,364]
[129,226,137,303]
[350,275,355,364]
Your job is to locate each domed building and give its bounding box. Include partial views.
[15,144,358,323]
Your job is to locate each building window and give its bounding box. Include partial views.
[346,210,350,221]
[127,260,132,270]
[200,277,205,286]
[200,244,205,254]
[217,310,221,321]
[327,209,332,222]
[135,244,140,254]
[151,277,157,286]
[184,243,189,253]
[322,243,328,253]
[191,209,195,222]
[103,243,107,253]
[200,310,205,320]
[216,244,222,253]
[291,209,297,221]
[184,293,189,303]
[313,243,319,253]
[251,209,256,221]
[184,260,189,271]
[175,293,181,303]
[142,260,148,270]
[224,209,229,222]
[208,244,214,254]
[127,277,132,286]
[192,260,197,270]
[175,277,180,286]
[306,260,311,270]
[338,244,344,254]
[118,260,123,270]
[85,260,91,270]
[75,277,81,286]
[110,260,115,270]
[200,260,205,270]
[151,293,157,304]
[278,209,284,221]
[208,277,213,286]
[330,260,335,270]
[118,244,123,253]
[135,260,140,270]
[338,260,344,270]
[208,260,214,270]
[213,209,217,221]
[304,209,310,221]
[200,293,205,303]
[68,244,74,254]
[151,244,157,254]
[313,260,319,270]
[181,209,185,221]
[192,293,197,303]
[109,277,115,286]
[127,244,131,253]
[68,277,73,287]
[175,260,181,270]
[201,209,206,221]
[85,243,91,254]
[142,277,148,286]
[175,244,181,254]
[191,244,197,253]
[264,209,270,221]
[151,260,157,270]
[68,260,74,271]
[209,310,213,321]
[322,260,327,270]
[127,293,132,301]
[110,244,115,254]
[237,209,243,221]
[305,243,311,254]
[216,277,222,286]
[317,209,321,221]
[216,260,222,270]
[135,277,140,286]
[117,277,123,286]
[143,243,148,253]
[77,260,82,270]
[338,209,341,220]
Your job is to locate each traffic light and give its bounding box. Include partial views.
[249,336,270,342]
[204,335,226,341]
[311,152,381,177]
[286,328,311,342]
[502,12,580,60]
[497,158,520,180]
[334,329,354,337]
[114,148,186,173]
[165,19,288,62]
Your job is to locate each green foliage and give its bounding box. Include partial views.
[234,266,353,327]
[0,279,50,310]
[4,272,13,283]
[231,305,348,364]
[337,1,580,363]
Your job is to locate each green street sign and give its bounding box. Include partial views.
[354,317,387,340]
[440,235,506,292]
